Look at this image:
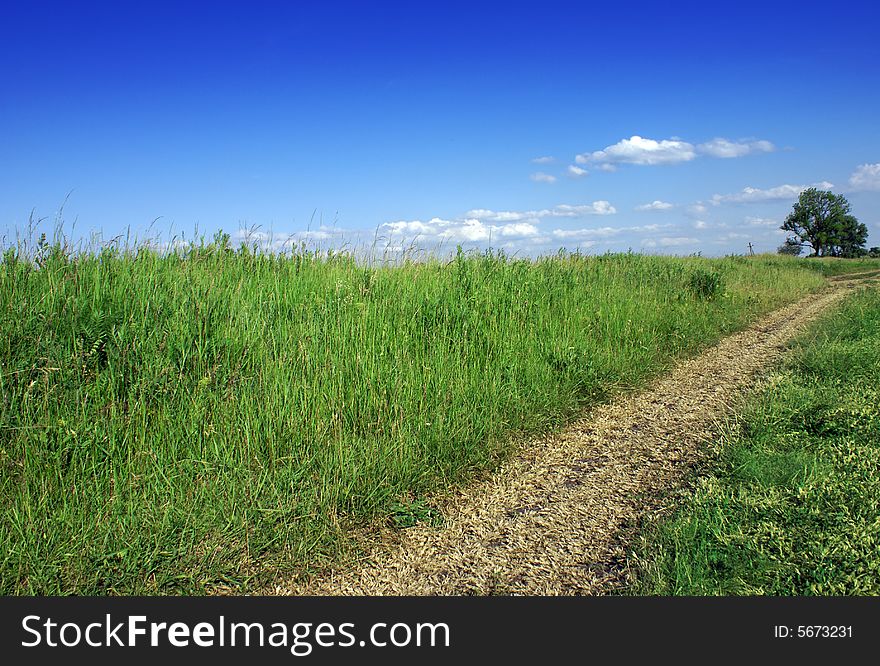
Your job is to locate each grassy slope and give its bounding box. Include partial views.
[628,286,880,595]
[0,240,868,594]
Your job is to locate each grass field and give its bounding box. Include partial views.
[627,286,880,595]
[0,232,871,594]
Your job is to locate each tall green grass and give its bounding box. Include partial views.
[627,286,880,595]
[0,233,856,593]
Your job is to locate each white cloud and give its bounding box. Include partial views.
[745,216,778,227]
[711,181,834,205]
[643,236,699,248]
[465,202,617,223]
[552,226,623,240]
[551,223,671,241]
[465,209,535,223]
[693,220,709,229]
[546,238,598,249]
[234,226,353,251]
[576,135,697,166]
[848,163,880,191]
[659,236,699,246]
[381,217,539,244]
[380,201,619,248]
[530,172,557,183]
[567,165,589,177]
[497,223,541,237]
[635,200,674,211]
[696,138,776,158]
[554,201,617,216]
[575,135,776,169]
[532,156,555,164]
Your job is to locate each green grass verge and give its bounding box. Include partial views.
[0,234,873,594]
[627,286,880,595]
[794,256,880,277]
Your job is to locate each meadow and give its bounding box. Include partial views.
[0,232,862,593]
[628,286,880,595]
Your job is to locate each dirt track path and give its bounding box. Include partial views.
[275,274,877,596]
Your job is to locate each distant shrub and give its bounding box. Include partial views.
[687,268,724,300]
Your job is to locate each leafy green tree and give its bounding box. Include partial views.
[869,247,880,258]
[781,188,868,257]
[835,214,869,258]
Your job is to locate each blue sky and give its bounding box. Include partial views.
[2,1,879,257]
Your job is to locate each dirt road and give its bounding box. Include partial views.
[274,273,877,595]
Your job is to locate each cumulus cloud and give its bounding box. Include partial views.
[711,181,834,205]
[531,156,555,164]
[465,202,617,223]
[576,135,697,166]
[567,165,589,177]
[382,217,539,244]
[234,226,353,251]
[234,200,747,258]
[848,163,880,191]
[465,209,532,223]
[642,236,699,248]
[379,201,619,249]
[555,201,617,216]
[635,200,674,211]
[552,227,622,240]
[745,216,778,227]
[696,138,775,158]
[530,172,557,183]
[552,223,670,241]
[575,135,776,169]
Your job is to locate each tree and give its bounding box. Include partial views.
[777,238,802,256]
[835,214,869,258]
[869,247,880,258]
[781,188,868,257]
